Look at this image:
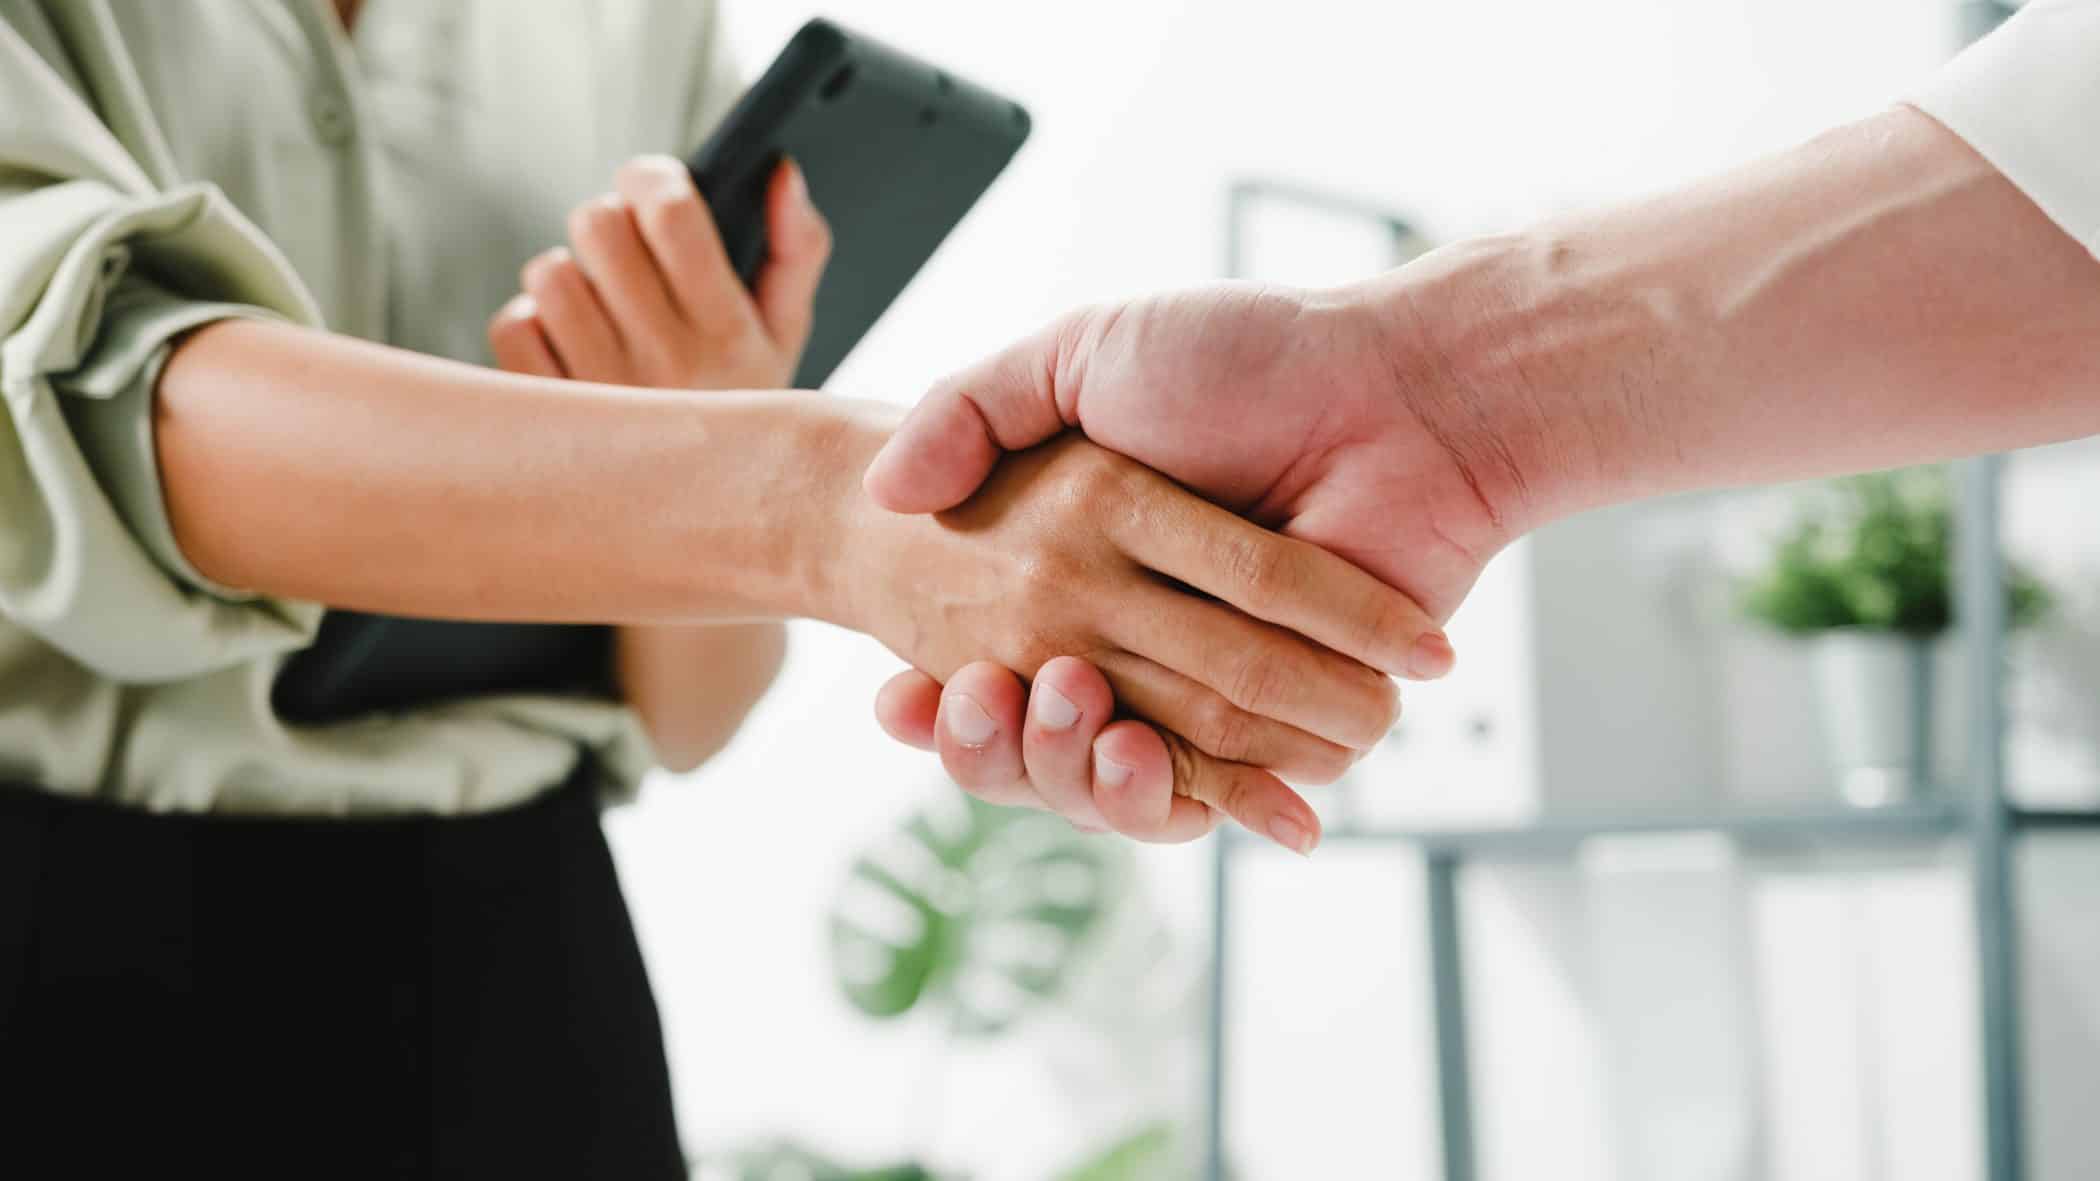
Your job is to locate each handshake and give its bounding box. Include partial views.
[492,159,1534,857]
[853,281,1518,856]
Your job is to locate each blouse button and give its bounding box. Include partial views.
[311,91,356,147]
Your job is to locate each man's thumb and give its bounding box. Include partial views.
[862,324,1075,513]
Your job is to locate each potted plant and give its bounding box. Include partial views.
[1739,467,2049,806]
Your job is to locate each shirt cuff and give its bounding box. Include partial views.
[1909,0,2100,261]
[55,278,287,600]
[0,180,325,682]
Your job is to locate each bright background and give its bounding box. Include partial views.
[601,2,2100,1178]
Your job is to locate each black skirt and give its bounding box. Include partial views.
[0,765,685,1180]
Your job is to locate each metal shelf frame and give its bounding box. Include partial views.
[1200,7,2066,1177]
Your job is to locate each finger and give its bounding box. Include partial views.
[935,663,1040,810]
[565,194,691,363]
[1021,657,1115,832]
[1108,581,1400,751]
[486,295,565,378]
[873,668,943,751]
[860,314,1081,513]
[521,247,626,383]
[1110,487,1453,681]
[1087,721,1217,843]
[1091,651,1359,785]
[753,158,832,361]
[1149,725,1321,856]
[614,155,760,340]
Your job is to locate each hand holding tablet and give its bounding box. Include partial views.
[688,18,1032,387]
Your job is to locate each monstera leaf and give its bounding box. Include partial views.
[1048,1122,1179,1181]
[830,790,1118,1035]
[704,1141,940,1181]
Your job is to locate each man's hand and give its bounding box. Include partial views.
[864,279,1532,623]
[860,278,1539,846]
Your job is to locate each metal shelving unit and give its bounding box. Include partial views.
[1198,6,2093,1177]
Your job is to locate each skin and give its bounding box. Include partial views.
[487,156,830,771]
[864,104,2100,849]
[154,308,1438,850]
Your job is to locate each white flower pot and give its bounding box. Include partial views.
[1809,631,1934,807]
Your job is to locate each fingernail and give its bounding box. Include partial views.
[1410,632,1456,680]
[944,694,997,747]
[1033,683,1081,730]
[1070,819,1107,835]
[784,158,810,207]
[1093,750,1134,789]
[1267,813,1317,857]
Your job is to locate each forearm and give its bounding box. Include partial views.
[1365,104,2100,529]
[156,318,884,624]
[617,621,788,772]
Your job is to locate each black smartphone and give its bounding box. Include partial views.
[272,21,1030,725]
[689,17,1031,387]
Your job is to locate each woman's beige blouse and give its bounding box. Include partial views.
[0,0,742,813]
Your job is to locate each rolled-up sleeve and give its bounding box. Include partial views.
[1909,0,2100,261]
[0,22,328,682]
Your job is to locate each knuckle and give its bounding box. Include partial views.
[630,182,702,242]
[1012,550,1078,613]
[1053,450,1133,527]
[518,252,550,292]
[1163,737,1202,804]
[1204,767,1254,822]
[1073,448,1132,501]
[566,197,625,250]
[1362,590,1419,670]
[1191,696,1258,764]
[486,300,530,338]
[521,249,575,298]
[1221,646,1286,715]
[1327,658,1400,746]
[486,317,525,356]
[615,154,686,195]
[1224,538,1293,611]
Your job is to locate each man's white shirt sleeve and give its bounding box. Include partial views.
[1911,0,2100,261]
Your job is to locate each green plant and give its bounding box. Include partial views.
[1048,1122,1179,1181]
[707,795,1184,1181]
[829,791,1118,1036]
[707,1120,1177,1181]
[1738,467,2051,636]
[707,1141,941,1181]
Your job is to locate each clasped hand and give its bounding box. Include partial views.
[491,157,1460,856]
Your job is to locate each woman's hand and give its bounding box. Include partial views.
[875,657,1328,854]
[488,154,830,390]
[838,428,1439,852]
[484,154,831,771]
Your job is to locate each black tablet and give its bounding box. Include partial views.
[690,17,1032,387]
[272,22,1030,725]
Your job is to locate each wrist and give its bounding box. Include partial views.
[1342,227,1684,533]
[775,399,903,633]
